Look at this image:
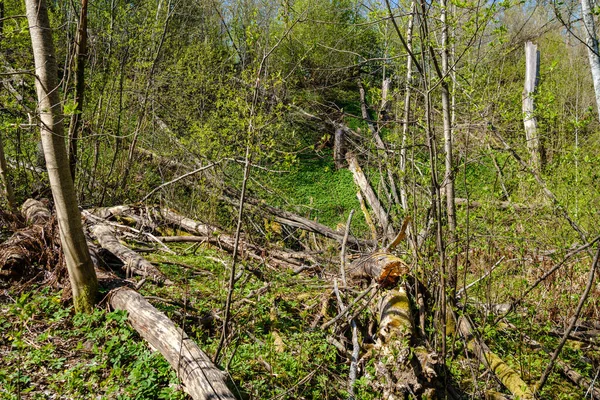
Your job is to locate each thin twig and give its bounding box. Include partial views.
[457,256,504,297]
[321,283,377,330]
[348,319,359,399]
[140,161,221,202]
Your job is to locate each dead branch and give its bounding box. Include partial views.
[90,224,170,284]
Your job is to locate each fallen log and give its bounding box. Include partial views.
[454,198,536,211]
[221,189,376,247]
[21,198,51,224]
[157,210,324,270]
[348,251,410,286]
[346,152,395,241]
[369,286,437,399]
[0,199,62,279]
[109,287,236,400]
[457,314,535,399]
[90,224,170,284]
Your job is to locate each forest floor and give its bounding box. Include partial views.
[1,230,599,399]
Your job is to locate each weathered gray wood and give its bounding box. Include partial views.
[346,152,394,240]
[91,224,169,283]
[333,128,346,170]
[21,199,51,225]
[109,287,236,400]
[220,191,376,247]
[523,41,541,169]
[348,251,409,285]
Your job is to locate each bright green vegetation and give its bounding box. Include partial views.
[0,288,185,399]
[0,245,358,399]
[262,153,369,233]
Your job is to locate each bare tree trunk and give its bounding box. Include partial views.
[357,79,400,208]
[581,0,600,120]
[441,0,457,298]
[25,0,98,312]
[333,127,346,169]
[523,41,541,169]
[0,133,17,212]
[400,2,416,254]
[67,0,89,181]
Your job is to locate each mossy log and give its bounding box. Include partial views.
[109,287,236,400]
[457,315,535,399]
[369,286,437,399]
[90,224,170,284]
[348,251,410,286]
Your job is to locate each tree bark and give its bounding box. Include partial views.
[456,315,534,399]
[523,41,542,169]
[109,287,236,400]
[346,152,395,240]
[90,224,170,283]
[441,0,457,297]
[67,0,89,181]
[0,133,17,212]
[333,127,346,169]
[581,0,600,121]
[25,0,98,312]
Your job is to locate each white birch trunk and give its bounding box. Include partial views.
[581,0,600,120]
[523,41,541,169]
[441,0,457,295]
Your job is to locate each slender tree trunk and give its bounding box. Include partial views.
[523,41,541,169]
[67,0,89,181]
[25,0,98,313]
[581,0,600,120]
[400,2,416,254]
[0,133,17,212]
[441,0,457,297]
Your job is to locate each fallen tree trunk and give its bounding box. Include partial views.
[370,287,437,399]
[221,189,376,247]
[346,152,395,241]
[156,210,322,270]
[109,286,235,400]
[348,251,410,286]
[454,198,535,211]
[0,199,61,279]
[457,315,535,399]
[22,198,51,224]
[90,224,170,284]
